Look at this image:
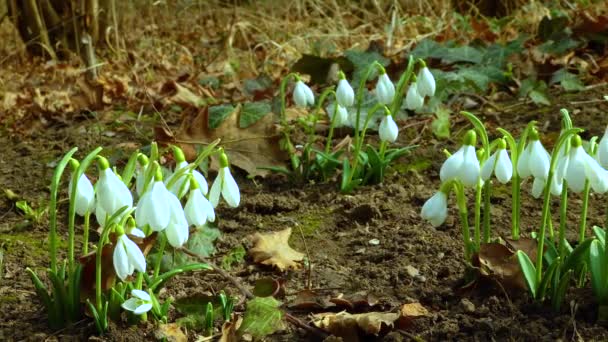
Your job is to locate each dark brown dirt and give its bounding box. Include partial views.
[2,86,608,342]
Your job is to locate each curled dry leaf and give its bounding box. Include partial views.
[248,228,304,271]
[473,242,527,290]
[397,302,429,329]
[313,311,399,342]
[218,315,243,342]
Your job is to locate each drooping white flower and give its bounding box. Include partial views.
[598,126,608,169]
[421,191,448,227]
[531,177,545,198]
[209,152,240,208]
[440,131,480,187]
[331,105,349,127]
[517,136,550,180]
[122,289,153,315]
[135,180,171,231]
[550,155,569,196]
[375,73,395,105]
[185,182,216,228]
[416,66,436,98]
[564,136,608,194]
[165,193,189,248]
[293,80,314,107]
[405,83,424,111]
[379,114,398,143]
[97,158,133,215]
[336,78,354,107]
[481,141,513,184]
[69,173,95,216]
[113,233,146,281]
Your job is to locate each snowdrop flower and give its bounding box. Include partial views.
[336,74,354,107]
[597,126,608,169]
[96,157,133,215]
[421,188,448,227]
[379,112,398,143]
[185,177,215,228]
[166,147,209,199]
[480,139,513,184]
[293,80,314,107]
[135,166,171,231]
[565,135,608,193]
[332,105,349,127]
[165,193,189,247]
[69,172,95,216]
[416,65,436,98]
[122,289,153,315]
[209,152,240,208]
[405,82,424,111]
[113,229,146,281]
[531,177,545,198]
[517,129,550,180]
[375,72,395,105]
[440,130,480,187]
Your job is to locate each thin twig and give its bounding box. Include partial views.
[178,246,330,339]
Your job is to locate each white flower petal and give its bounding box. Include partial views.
[405,83,423,110]
[135,181,171,231]
[121,298,140,312]
[460,145,480,187]
[495,149,513,184]
[529,140,550,179]
[517,145,532,178]
[131,289,150,301]
[185,190,207,227]
[121,235,146,273]
[376,74,395,105]
[421,192,448,227]
[417,67,436,98]
[113,241,130,281]
[598,127,608,169]
[336,79,354,107]
[379,115,398,143]
[209,173,222,208]
[480,152,497,181]
[221,167,240,208]
[531,177,545,198]
[134,303,152,315]
[193,170,209,195]
[440,147,465,183]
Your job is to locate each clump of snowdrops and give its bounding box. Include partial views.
[28,140,237,333]
[421,109,608,313]
[275,57,434,192]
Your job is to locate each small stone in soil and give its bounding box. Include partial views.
[368,238,380,245]
[405,265,420,278]
[460,298,476,313]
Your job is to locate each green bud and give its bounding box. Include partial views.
[529,127,540,141]
[463,130,477,146]
[97,156,110,171]
[219,151,229,168]
[115,224,125,236]
[497,138,507,150]
[190,175,200,190]
[172,145,186,163]
[571,135,582,148]
[153,162,163,182]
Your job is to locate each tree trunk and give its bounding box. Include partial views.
[6,0,117,63]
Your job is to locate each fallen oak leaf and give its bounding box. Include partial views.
[248,228,304,271]
[397,302,429,330]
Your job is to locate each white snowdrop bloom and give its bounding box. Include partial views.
[531,177,545,198]
[135,179,171,231]
[421,191,448,227]
[416,66,436,98]
[481,143,513,184]
[405,83,424,111]
[550,156,569,196]
[440,131,480,187]
[336,78,354,107]
[69,173,95,216]
[185,182,216,228]
[165,193,189,248]
[97,158,133,215]
[113,233,146,281]
[598,127,608,169]
[586,155,608,193]
[375,73,395,105]
[564,144,589,193]
[122,289,153,315]
[379,114,398,143]
[517,134,549,180]
[209,152,240,208]
[293,80,314,107]
[329,105,349,128]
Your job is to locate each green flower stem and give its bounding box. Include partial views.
[308,88,335,141]
[325,96,342,155]
[454,182,471,260]
[474,180,482,250]
[580,180,591,242]
[511,176,521,239]
[279,73,301,170]
[389,55,415,116]
[345,103,386,188]
[535,127,582,285]
[49,147,78,272]
[353,61,385,149]
[154,233,167,278]
[559,180,569,260]
[483,181,492,243]
[83,211,90,254]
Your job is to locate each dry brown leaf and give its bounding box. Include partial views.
[161,80,204,108]
[177,102,287,177]
[313,311,399,342]
[474,243,527,290]
[248,228,304,271]
[218,315,242,342]
[156,323,187,342]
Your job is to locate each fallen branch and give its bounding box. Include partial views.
[178,246,329,339]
